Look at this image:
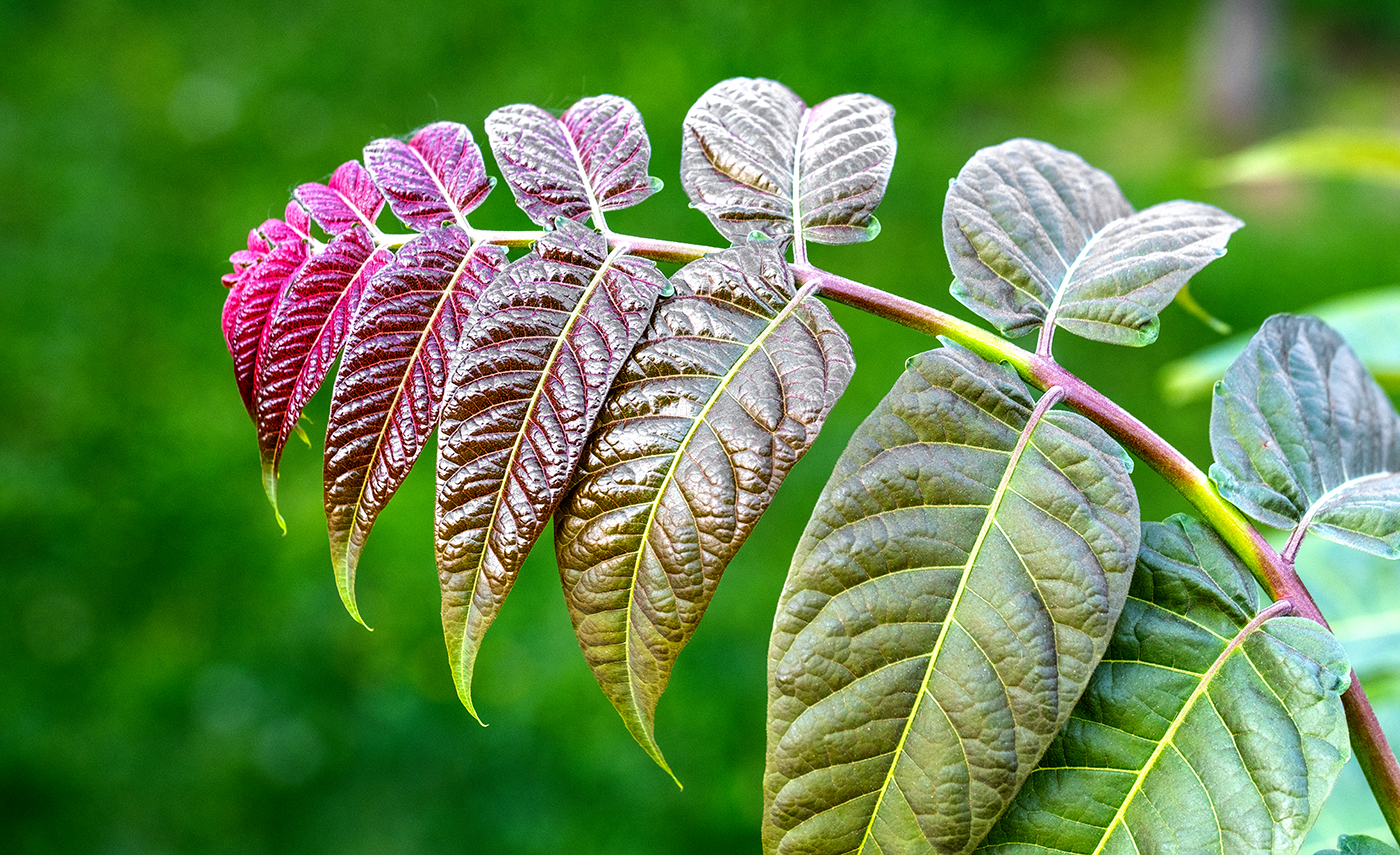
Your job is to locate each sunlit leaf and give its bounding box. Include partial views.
[294,159,387,236]
[764,344,1139,855]
[485,95,660,229]
[364,122,493,232]
[555,243,854,779]
[1209,128,1400,188]
[323,225,506,625]
[1211,314,1400,558]
[944,138,1241,348]
[982,515,1351,854]
[1160,287,1400,404]
[255,226,392,526]
[435,219,668,720]
[680,77,895,253]
[224,223,310,422]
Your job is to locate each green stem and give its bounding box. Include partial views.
[797,263,1400,842]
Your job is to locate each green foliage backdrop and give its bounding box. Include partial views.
[3,1,1400,852]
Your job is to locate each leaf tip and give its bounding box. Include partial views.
[648,176,664,193]
[261,464,287,535]
[864,215,882,241]
[331,542,373,630]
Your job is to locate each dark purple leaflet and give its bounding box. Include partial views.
[364,122,493,232]
[434,218,668,719]
[323,225,505,625]
[294,160,386,236]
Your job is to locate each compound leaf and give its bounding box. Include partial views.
[324,225,505,625]
[485,95,660,229]
[255,226,392,526]
[944,138,1241,348]
[294,159,386,236]
[1211,314,1400,558]
[364,122,493,232]
[982,515,1352,854]
[435,219,668,720]
[681,77,894,253]
[555,243,854,779]
[765,345,1139,855]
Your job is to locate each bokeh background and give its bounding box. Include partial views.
[4,0,1400,852]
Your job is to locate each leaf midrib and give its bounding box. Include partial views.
[621,282,817,765]
[453,243,629,683]
[1088,601,1288,854]
[855,387,1061,855]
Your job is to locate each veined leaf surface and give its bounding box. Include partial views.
[765,345,1139,855]
[943,138,1241,348]
[555,243,854,778]
[981,515,1351,854]
[435,219,667,720]
[680,77,894,253]
[324,225,505,624]
[1211,314,1400,558]
[225,225,310,422]
[294,159,386,236]
[255,226,392,522]
[485,95,659,229]
[364,122,493,232]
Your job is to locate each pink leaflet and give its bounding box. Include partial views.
[227,238,310,420]
[322,224,505,624]
[284,201,313,241]
[255,226,391,484]
[485,95,657,227]
[363,122,492,232]
[294,160,386,236]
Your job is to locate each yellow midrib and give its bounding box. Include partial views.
[854,389,1058,855]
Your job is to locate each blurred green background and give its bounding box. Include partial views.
[4,0,1400,852]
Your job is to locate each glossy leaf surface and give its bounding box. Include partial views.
[944,138,1241,347]
[1211,314,1400,558]
[680,77,895,250]
[435,219,668,719]
[225,228,310,421]
[255,227,392,521]
[364,122,493,232]
[765,345,1140,855]
[555,243,854,778]
[485,95,659,228]
[294,159,386,236]
[982,515,1352,854]
[324,226,505,624]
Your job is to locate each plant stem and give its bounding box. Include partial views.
[797,263,1400,841]
[420,227,1400,837]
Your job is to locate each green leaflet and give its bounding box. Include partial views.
[1210,314,1400,559]
[942,139,1241,352]
[1159,287,1400,405]
[1316,834,1400,855]
[981,515,1352,855]
[1207,128,1400,188]
[765,344,1139,855]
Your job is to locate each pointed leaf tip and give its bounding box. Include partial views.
[435,219,667,731]
[261,461,287,535]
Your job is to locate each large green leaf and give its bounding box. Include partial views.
[982,515,1352,854]
[765,344,1140,855]
[554,243,853,780]
[943,138,1241,350]
[1211,314,1400,559]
